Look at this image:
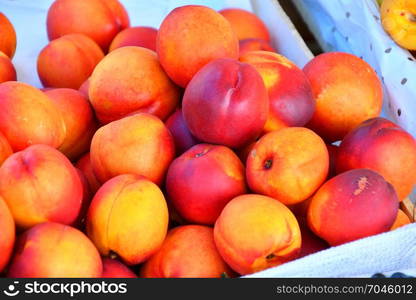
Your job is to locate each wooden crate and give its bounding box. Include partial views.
[401,198,416,223]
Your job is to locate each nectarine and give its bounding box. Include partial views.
[75,153,101,195]
[109,26,158,52]
[0,13,16,58]
[381,0,416,50]
[246,127,329,205]
[336,117,416,200]
[0,51,16,83]
[101,258,137,278]
[240,51,315,132]
[141,225,232,278]
[86,174,169,265]
[0,131,12,167]
[239,38,275,56]
[90,113,175,185]
[47,0,129,51]
[45,88,97,160]
[0,145,83,229]
[8,222,102,278]
[214,194,301,275]
[0,81,66,151]
[303,52,382,142]
[183,58,268,148]
[165,109,199,155]
[390,209,411,230]
[220,8,270,41]
[89,46,180,124]
[166,144,247,224]
[157,5,239,87]
[0,196,14,273]
[308,169,399,246]
[37,34,104,89]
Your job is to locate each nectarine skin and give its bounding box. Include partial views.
[390,209,411,230]
[0,13,16,58]
[240,51,315,132]
[165,109,199,155]
[78,78,90,99]
[166,144,247,224]
[47,0,130,51]
[0,196,15,273]
[89,46,180,124]
[381,0,416,50]
[75,153,101,194]
[0,131,12,167]
[45,88,98,160]
[298,225,328,258]
[308,169,399,246]
[157,5,239,87]
[37,34,104,89]
[0,145,83,229]
[246,127,329,205]
[8,222,102,278]
[303,52,382,142]
[220,8,270,41]
[239,38,275,56]
[101,258,137,278]
[109,26,158,52]
[90,113,175,185]
[86,174,169,265]
[0,51,16,83]
[0,81,66,152]
[336,117,416,200]
[214,194,301,275]
[183,58,269,148]
[141,225,232,278]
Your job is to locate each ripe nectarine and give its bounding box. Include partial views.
[214,194,301,275]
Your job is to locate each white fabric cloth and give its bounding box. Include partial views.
[246,223,416,278]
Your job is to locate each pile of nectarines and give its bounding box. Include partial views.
[0,1,415,278]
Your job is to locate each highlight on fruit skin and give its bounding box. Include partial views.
[381,0,416,50]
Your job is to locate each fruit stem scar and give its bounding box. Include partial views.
[109,250,118,260]
[195,148,209,158]
[266,253,276,260]
[264,158,273,170]
[353,176,368,196]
